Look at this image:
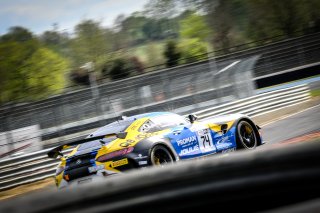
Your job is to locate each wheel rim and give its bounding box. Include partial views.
[238,121,257,149]
[152,147,173,165]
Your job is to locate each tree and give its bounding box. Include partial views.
[179,38,208,63]
[108,58,131,80]
[0,43,69,103]
[69,68,90,86]
[117,14,149,46]
[144,0,178,19]
[20,48,69,99]
[40,25,72,60]
[179,12,211,42]
[245,0,308,40]
[71,20,110,68]
[205,0,235,52]
[144,0,180,40]
[164,40,181,67]
[0,28,41,103]
[101,54,145,80]
[145,42,166,66]
[1,26,34,42]
[180,0,245,53]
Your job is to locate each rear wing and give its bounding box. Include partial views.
[47,132,127,159]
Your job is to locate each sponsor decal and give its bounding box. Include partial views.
[197,129,215,153]
[177,136,197,146]
[120,139,135,147]
[130,120,142,131]
[111,158,128,168]
[216,143,233,149]
[179,145,199,155]
[138,161,148,165]
[88,164,104,173]
[135,132,159,140]
[134,154,148,159]
[217,135,230,144]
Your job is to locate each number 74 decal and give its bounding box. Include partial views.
[197,129,216,153]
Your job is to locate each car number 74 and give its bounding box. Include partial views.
[197,129,215,153]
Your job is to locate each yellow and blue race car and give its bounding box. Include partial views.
[48,112,263,188]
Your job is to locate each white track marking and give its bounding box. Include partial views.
[216,60,241,75]
[261,104,320,127]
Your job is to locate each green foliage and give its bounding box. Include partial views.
[119,15,149,45]
[245,0,309,40]
[40,29,71,59]
[69,68,90,86]
[163,40,181,67]
[186,0,320,48]
[0,26,72,104]
[102,55,145,80]
[179,12,211,42]
[0,34,39,103]
[144,42,166,66]
[311,88,320,97]
[144,0,177,19]
[121,41,166,67]
[0,26,34,42]
[70,20,110,68]
[106,58,131,80]
[20,48,69,99]
[0,39,69,103]
[179,38,208,63]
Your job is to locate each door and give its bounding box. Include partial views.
[169,123,218,159]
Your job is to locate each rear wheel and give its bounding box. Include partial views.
[150,145,174,166]
[236,120,258,149]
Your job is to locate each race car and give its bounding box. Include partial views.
[48,111,263,188]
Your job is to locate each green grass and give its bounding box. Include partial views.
[311,88,320,97]
[127,41,167,67]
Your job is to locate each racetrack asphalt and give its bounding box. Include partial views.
[260,103,320,145]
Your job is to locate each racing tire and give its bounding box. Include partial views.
[150,145,174,166]
[236,120,258,150]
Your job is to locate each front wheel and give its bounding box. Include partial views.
[150,145,174,166]
[236,120,258,150]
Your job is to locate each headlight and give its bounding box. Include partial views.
[96,147,134,162]
[55,166,65,176]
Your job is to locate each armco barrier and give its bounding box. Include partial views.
[0,84,311,191]
[196,84,310,119]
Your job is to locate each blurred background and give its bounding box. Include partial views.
[0,0,320,156]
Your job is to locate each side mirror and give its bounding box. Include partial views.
[221,124,228,134]
[188,114,198,124]
[48,149,64,159]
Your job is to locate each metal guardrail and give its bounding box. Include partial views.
[196,84,310,119]
[0,84,311,191]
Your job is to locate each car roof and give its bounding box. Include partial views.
[89,112,178,137]
[126,111,176,120]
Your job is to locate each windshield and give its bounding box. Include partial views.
[78,140,101,151]
[90,120,135,137]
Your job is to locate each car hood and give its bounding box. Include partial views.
[203,113,247,124]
